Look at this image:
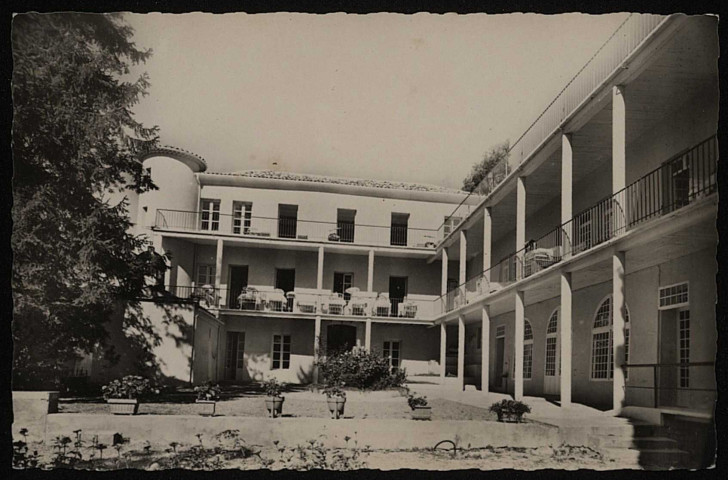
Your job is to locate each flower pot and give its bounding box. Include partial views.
[107,398,139,415]
[265,396,284,418]
[411,406,432,420]
[195,399,217,416]
[327,396,346,419]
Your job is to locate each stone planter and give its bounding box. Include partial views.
[265,396,284,418]
[195,399,217,416]
[327,396,346,419]
[411,406,432,420]
[107,398,139,415]
[496,411,524,423]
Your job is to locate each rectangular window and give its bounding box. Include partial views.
[233,202,252,235]
[196,264,216,286]
[659,282,689,309]
[236,334,245,369]
[591,331,611,380]
[624,327,630,380]
[443,216,462,236]
[679,310,690,388]
[383,340,401,371]
[523,343,533,380]
[496,325,506,338]
[545,337,557,377]
[200,199,220,231]
[390,213,409,246]
[272,334,291,370]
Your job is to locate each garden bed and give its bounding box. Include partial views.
[58,393,498,421]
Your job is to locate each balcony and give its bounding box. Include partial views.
[437,13,666,243]
[438,135,717,314]
[154,211,438,250]
[165,285,439,321]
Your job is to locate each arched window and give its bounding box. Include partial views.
[590,296,630,380]
[545,309,559,377]
[523,319,534,380]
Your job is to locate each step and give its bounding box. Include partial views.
[605,447,690,469]
[596,436,678,450]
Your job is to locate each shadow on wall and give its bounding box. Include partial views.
[242,352,314,385]
[81,299,198,390]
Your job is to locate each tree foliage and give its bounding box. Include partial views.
[462,140,510,193]
[12,13,160,388]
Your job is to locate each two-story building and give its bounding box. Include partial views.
[78,14,717,424]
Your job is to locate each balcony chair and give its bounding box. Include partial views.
[326,293,347,315]
[374,293,391,317]
[265,288,288,312]
[402,297,418,318]
[347,290,376,316]
[523,245,562,277]
[292,288,325,314]
[237,287,261,310]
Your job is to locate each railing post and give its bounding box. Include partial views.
[653,365,659,408]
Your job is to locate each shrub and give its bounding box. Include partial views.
[489,399,531,420]
[318,348,407,391]
[406,393,428,410]
[101,376,158,400]
[262,378,285,397]
[194,382,221,401]
[322,383,346,399]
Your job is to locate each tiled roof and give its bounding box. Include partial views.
[205,170,467,195]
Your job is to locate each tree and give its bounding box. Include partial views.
[12,13,160,388]
[462,140,510,193]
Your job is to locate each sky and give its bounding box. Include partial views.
[124,12,630,190]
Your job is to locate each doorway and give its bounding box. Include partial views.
[228,265,248,309]
[327,324,357,354]
[225,331,245,381]
[494,326,506,392]
[276,269,295,311]
[278,204,298,239]
[389,276,407,317]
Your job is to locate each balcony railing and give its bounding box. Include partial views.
[624,362,716,410]
[164,285,438,320]
[437,136,717,314]
[155,211,438,249]
[438,13,666,244]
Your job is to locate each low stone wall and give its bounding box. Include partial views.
[12,391,60,441]
[42,414,560,450]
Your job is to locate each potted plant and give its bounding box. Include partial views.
[262,378,285,418]
[489,399,531,423]
[101,376,158,415]
[407,392,432,420]
[194,382,221,416]
[323,383,347,419]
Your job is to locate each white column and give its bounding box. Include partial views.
[457,315,466,391]
[561,133,573,258]
[483,208,492,282]
[313,316,322,384]
[317,246,324,290]
[613,85,627,234]
[514,290,525,401]
[560,272,573,408]
[481,306,490,393]
[613,251,627,413]
[516,176,526,280]
[441,248,449,296]
[612,85,627,194]
[364,318,372,351]
[367,249,374,292]
[214,238,223,307]
[440,322,447,380]
[459,231,467,286]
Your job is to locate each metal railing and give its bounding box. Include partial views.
[624,362,716,409]
[155,210,438,249]
[436,136,717,315]
[437,13,666,245]
[164,285,438,320]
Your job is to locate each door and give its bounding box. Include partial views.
[658,310,678,407]
[390,213,409,246]
[494,327,506,392]
[276,269,296,311]
[333,272,353,300]
[228,266,248,308]
[327,324,357,354]
[544,310,560,396]
[225,331,245,381]
[389,276,407,317]
[278,204,298,239]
